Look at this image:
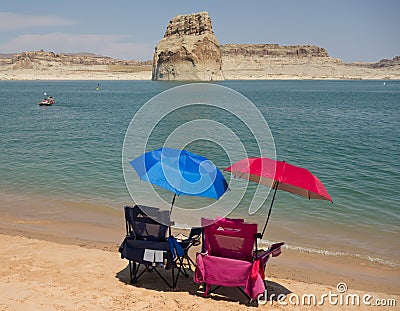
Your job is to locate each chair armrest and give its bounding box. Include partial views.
[123,238,170,251]
[256,242,285,261]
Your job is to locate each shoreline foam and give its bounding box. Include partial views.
[1,189,399,271]
[172,221,400,269]
[0,192,399,297]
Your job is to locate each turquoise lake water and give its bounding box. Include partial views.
[0,80,399,266]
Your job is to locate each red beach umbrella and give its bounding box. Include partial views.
[225,157,332,236]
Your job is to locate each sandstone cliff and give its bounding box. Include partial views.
[0,50,152,80]
[220,43,347,80]
[220,45,399,80]
[152,12,223,81]
[10,50,150,69]
[220,44,329,58]
[368,56,400,68]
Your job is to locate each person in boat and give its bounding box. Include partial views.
[47,96,55,104]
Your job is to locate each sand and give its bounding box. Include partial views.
[0,233,399,311]
[0,196,399,311]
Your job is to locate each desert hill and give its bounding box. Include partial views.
[0,50,152,80]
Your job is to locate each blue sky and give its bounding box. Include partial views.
[1,0,399,62]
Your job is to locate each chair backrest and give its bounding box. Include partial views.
[187,227,202,246]
[124,205,170,241]
[201,217,257,261]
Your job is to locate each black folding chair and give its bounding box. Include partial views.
[177,227,202,270]
[118,205,185,288]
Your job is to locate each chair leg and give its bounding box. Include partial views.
[180,249,197,271]
[183,250,191,270]
[187,255,197,269]
[126,254,184,289]
[128,260,134,284]
[184,250,198,271]
[237,286,251,300]
[172,265,176,288]
[129,261,145,284]
[173,259,184,288]
[208,285,221,295]
[151,266,174,288]
[176,256,189,277]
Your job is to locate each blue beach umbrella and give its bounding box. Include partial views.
[130,147,229,215]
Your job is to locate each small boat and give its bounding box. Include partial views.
[38,97,55,106]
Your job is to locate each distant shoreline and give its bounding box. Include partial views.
[1,50,399,81]
[1,75,399,81]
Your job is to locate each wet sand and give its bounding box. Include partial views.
[0,192,399,310]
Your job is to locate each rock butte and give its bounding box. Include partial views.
[152,12,223,81]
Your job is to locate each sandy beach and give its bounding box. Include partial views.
[0,194,399,310]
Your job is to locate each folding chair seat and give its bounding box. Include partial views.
[194,217,284,301]
[118,205,185,288]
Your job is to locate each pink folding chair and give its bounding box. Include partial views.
[194,217,284,301]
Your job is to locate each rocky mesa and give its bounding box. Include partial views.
[220,44,329,58]
[152,12,399,81]
[152,12,224,81]
[9,50,151,69]
[220,43,344,80]
[0,50,152,80]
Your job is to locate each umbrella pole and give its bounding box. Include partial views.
[261,181,279,237]
[169,193,177,236]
